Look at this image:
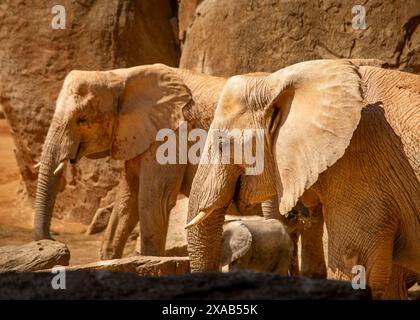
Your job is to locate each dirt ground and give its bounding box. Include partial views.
[0,119,418,297]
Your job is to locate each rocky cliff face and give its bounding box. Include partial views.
[0,0,179,223]
[180,0,420,76]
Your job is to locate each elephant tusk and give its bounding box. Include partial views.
[53,160,67,175]
[34,162,41,169]
[185,210,214,229]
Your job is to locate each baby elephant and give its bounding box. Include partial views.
[221,217,293,275]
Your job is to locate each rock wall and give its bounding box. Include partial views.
[178,0,204,48]
[180,0,420,76]
[0,0,180,224]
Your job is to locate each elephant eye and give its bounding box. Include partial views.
[219,140,224,153]
[76,117,87,125]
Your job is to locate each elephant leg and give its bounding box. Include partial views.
[300,203,327,279]
[137,144,186,256]
[382,264,413,299]
[274,248,293,275]
[101,158,140,260]
[288,230,300,276]
[326,209,396,299]
[261,196,298,275]
[365,237,395,299]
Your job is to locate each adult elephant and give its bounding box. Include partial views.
[34,63,277,259]
[185,60,420,299]
[34,64,226,258]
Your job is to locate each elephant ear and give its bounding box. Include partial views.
[221,220,252,267]
[111,64,192,160]
[265,60,364,215]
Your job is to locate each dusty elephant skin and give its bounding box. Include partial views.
[186,59,420,300]
[0,271,371,300]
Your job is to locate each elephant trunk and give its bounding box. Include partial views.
[186,160,241,271]
[187,208,225,272]
[34,125,66,240]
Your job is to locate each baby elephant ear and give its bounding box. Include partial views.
[111,64,192,160]
[265,60,364,215]
[221,220,252,267]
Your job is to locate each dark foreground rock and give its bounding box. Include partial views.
[0,240,70,272]
[0,271,371,299]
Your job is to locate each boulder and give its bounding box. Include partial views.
[0,0,180,224]
[42,256,190,277]
[0,240,70,272]
[0,271,371,299]
[180,0,420,76]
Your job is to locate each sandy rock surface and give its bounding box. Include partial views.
[0,240,70,272]
[180,0,420,76]
[42,256,190,277]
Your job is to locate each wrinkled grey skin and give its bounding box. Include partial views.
[222,217,293,274]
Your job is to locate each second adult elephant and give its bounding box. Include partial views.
[34,63,274,259]
[34,64,227,258]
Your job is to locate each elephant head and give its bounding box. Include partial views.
[34,64,191,240]
[221,220,253,269]
[186,59,364,272]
